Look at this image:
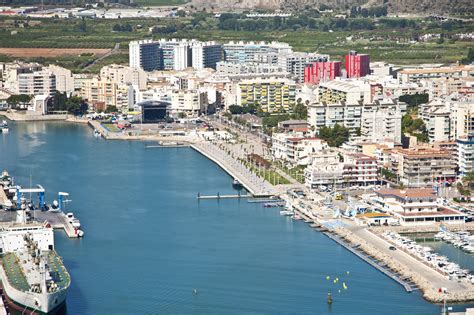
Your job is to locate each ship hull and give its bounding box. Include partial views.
[0,265,68,314]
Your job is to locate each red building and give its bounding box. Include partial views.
[304,60,341,84]
[345,51,370,78]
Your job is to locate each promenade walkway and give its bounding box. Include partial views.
[191,141,276,197]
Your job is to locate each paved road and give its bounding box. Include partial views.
[348,226,470,293]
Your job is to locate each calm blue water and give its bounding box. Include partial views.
[0,121,450,314]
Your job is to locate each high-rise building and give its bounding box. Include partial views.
[346,51,370,78]
[277,52,325,82]
[304,58,342,84]
[129,40,162,72]
[223,41,292,64]
[129,39,222,71]
[191,42,222,70]
[18,70,56,96]
[457,135,474,177]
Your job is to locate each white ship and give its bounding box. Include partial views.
[0,209,70,314]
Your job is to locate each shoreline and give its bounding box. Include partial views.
[5,114,474,305]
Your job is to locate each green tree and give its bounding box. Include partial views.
[7,94,31,109]
[399,93,429,108]
[402,113,429,142]
[317,124,350,147]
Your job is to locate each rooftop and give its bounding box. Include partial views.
[376,188,436,199]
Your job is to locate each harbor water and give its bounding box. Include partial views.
[0,121,458,314]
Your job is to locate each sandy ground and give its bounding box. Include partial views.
[0,48,110,58]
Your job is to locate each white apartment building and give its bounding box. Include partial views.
[308,102,362,133]
[271,134,328,165]
[191,41,222,70]
[18,70,56,97]
[100,64,147,90]
[361,100,405,144]
[79,77,134,111]
[223,41,292,64]
[316,79,376,104]
[397,65,474,84]
[46,65,74,95]
[170,89,207,117]
[129,39,162,72]
[457,135,474,177]
[277,52,327,83]
[451,102,474,140]
[216,61,287,77]
[305,151,377,188]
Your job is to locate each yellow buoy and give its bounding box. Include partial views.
[326,276,330,280]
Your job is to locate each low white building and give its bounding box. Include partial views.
[373,188,466,225]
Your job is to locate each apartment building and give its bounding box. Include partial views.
[18,70,56,97]
[388,148,457,187]
[129,39,162,71]
[304,59,342,84]
[216,61,287,77]
[457,135,474,177]
[129,39,222,71]
[100,64,147,90]
[308,101,363,133]
[316,79,375,104]
[397,65,474,84]
[271,134,327,165]
[304,151,377,188]
[79,77,134,111]
[191,41,222,70]
[361,100,405,144]
[170,89,207,117]
[345,51,370,78]
[46,65,74,95]
[236,78,296,113]
[277,52,326,83]
[223,41,292,64]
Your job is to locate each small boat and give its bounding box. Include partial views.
[232,179,243,189]
[279,210,294,216]
[0,120,8,133]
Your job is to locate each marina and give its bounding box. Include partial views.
[0,120,449,314]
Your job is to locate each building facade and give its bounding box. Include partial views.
[346,51,370,78]
[236,78,296,113]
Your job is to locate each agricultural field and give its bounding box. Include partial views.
[134,0,188,7]
[0,48,110,58]
[0,15,472,71]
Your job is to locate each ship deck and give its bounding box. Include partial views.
[1,253,30,292]
[1,251,70,293]
[46,251,71,290]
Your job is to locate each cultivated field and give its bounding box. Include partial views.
[0,48,111,58]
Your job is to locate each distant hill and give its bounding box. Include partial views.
[191,0,473,14]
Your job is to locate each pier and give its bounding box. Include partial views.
[197,193,252,200]
[0,210,81,238]
[322,231,416,292]
[191,141,276,197]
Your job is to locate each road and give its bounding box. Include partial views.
[83,43,121,71]
[349,226,470,293]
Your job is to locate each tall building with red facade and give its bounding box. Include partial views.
[345,51,370,78]
[304,58,341,84]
